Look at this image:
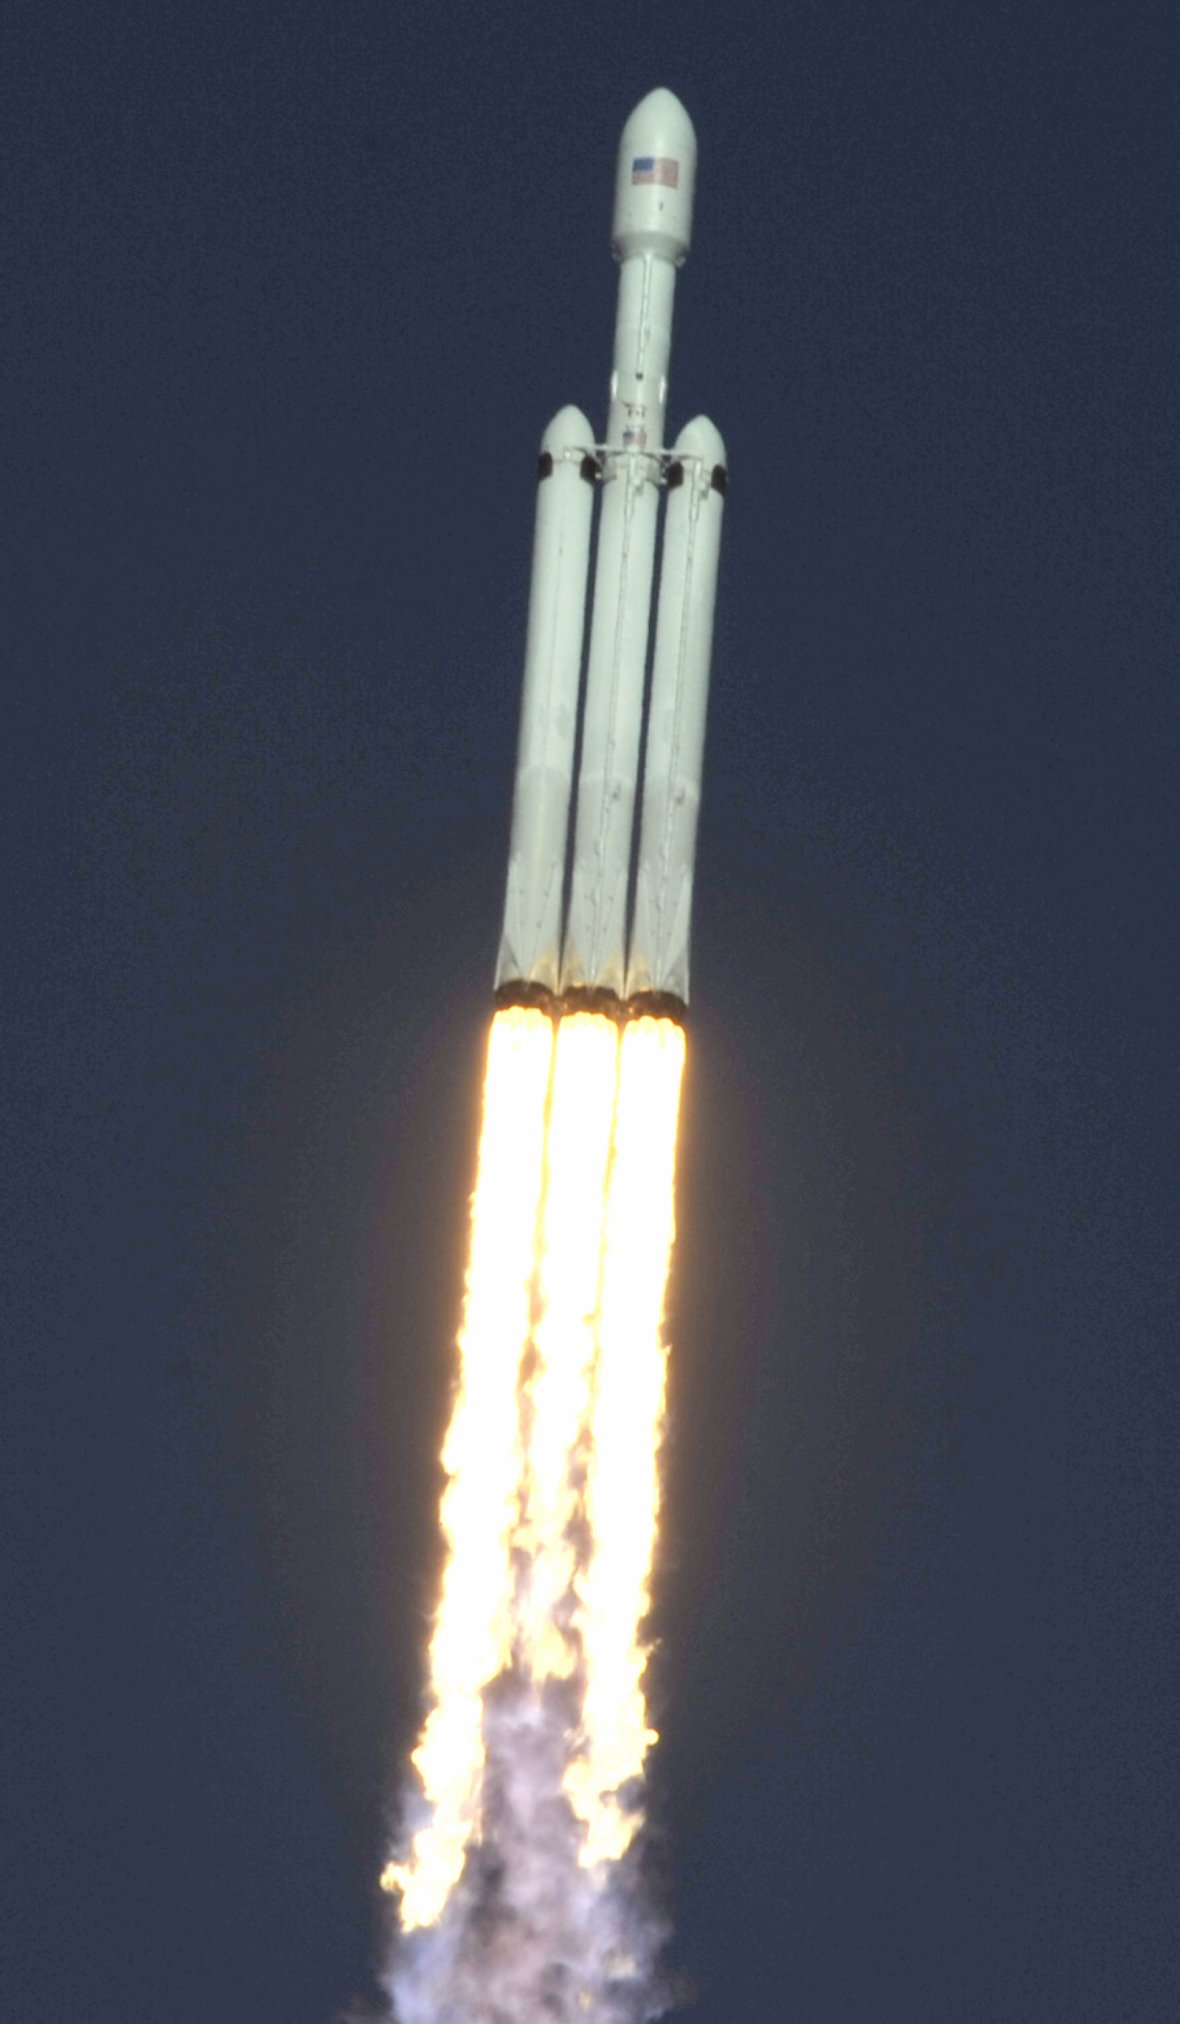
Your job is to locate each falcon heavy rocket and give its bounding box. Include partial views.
[493,88,726,1024]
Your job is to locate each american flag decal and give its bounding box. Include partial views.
[631,156,679,188]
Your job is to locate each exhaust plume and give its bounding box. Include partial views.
[381,1008,685,2018]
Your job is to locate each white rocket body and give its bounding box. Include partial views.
[626,414,726,1001]
[494,88,725,1015]
[495,406,596,994]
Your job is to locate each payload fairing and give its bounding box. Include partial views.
[494,89,725,1022]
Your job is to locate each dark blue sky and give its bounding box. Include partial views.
[5,4,1176,2020]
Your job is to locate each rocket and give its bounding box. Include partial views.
[494,89,726,1023]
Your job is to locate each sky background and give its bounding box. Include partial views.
[5,2,1177,2019]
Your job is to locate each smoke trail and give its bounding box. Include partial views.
[382,1008,685,2018]
[391,1677,670,2024]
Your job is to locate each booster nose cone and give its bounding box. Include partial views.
[670,412,727,478]
[612,87,697,265]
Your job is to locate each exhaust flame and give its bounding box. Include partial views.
[516,1012,620,1683]
[381,1006,554,1930]
[383,1005,686,2010]
[566,1016,685,1863]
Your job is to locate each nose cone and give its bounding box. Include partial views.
[613,88,697,265]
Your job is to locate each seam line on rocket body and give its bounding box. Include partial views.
[534,461,586,965]
[591,460,640,963]
[657,476,701,913]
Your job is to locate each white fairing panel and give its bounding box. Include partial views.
[612,88,696,266]
[495,406,595,993]
[626,417,727,1003]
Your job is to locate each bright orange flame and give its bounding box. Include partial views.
[382,1006,554,1929]
[566,1016,685,1863]
[384,1004,686,1923]
[516,1013,619,1681]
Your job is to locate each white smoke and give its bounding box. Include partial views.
[385,1674,671,2023]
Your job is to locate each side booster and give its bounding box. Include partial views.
[494,88,726,1021]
